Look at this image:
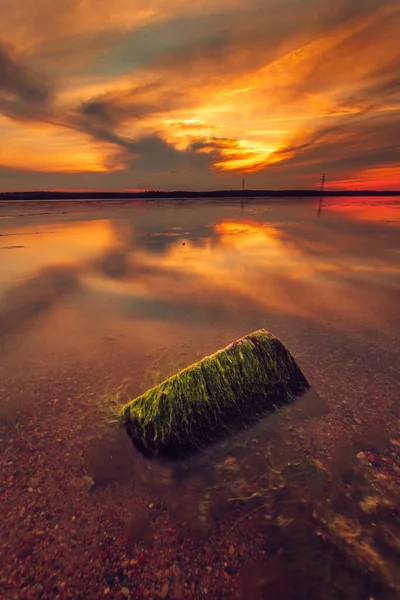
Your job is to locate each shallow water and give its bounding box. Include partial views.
[0,196,400,599]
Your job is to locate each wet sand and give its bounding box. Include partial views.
[0,197,399,599]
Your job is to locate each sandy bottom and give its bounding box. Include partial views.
[1,317,400,600]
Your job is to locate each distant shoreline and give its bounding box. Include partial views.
[0,189,399,201]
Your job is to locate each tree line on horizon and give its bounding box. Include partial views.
[0,189,398,200]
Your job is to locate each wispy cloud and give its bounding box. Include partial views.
[0,43,54,122]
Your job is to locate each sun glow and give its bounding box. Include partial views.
[0,117,118,173]
[213,140,278,172]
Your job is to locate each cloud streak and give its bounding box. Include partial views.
[0,43,54,122]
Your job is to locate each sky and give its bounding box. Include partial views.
[0,0,399,191]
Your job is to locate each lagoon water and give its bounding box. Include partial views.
[0,196,399,598]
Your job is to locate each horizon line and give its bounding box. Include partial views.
[0,188,399,200]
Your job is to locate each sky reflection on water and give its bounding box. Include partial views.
[1,197,399,348]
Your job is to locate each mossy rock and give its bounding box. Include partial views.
[120,330,309,458]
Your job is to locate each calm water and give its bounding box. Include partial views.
[0,196,400,599]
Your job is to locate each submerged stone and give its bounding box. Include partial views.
[120,330,309,458]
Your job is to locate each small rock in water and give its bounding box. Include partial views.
[160,583,169,598]
[79,476,95,492]
[224,455,237,467]
[17,541,35,559]
[357,452,367,462]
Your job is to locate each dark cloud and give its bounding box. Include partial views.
[253,6,400,113]
[70,81,199,169]
[120,0,389,85]
[123,135,213,173]
[0,44,48,102]
[0,43,53,122]
[74,76,194,138]
[74,97,216,172]
[70,80,217,173]
[318,0,385,29]
[79,85,159,128]
[344,65,400,112]
[268,111,400,175]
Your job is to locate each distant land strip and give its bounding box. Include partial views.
[0,190,399,201]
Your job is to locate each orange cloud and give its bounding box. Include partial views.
[212,140,279,172]
[327,166,400,190]
[0,117,118,172]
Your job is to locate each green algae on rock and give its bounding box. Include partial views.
[120,330,309,458]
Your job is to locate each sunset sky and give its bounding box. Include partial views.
[0,0,399,191]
